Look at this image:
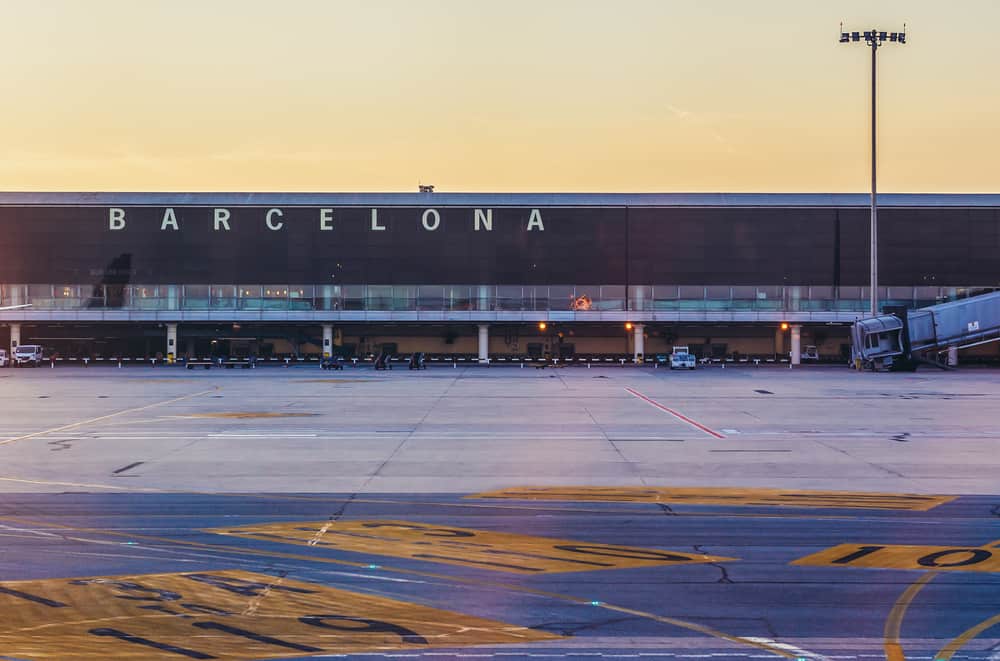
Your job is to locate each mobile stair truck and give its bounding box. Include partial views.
[851,290,1000,371]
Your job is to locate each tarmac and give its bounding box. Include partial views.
[0,364,997,660]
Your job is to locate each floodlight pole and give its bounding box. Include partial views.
[841,26,905,317]
[870,36,878,318]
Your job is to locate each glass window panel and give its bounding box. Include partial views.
[496,285,523,311]
[343,285,365,310]
[809,286,834,300]
[570,285,599,311]
[705,286,731,300]
[679,285,705,300]
[653,285,679,300]
[366,285,392,311]
[549,285,574,311]
[394,285,416,310]
[316,285,342,310]
[445,285,471,311]
[757,286,782,300]
[526,286,547,311]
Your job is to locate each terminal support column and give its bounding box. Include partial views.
[322,324,334,358]
[633,324,645,362]
[10,323,20,353]
[790,325,801,365]
[478,324,489,364]
[166,323,177,362]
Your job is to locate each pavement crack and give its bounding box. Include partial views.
[694,544,734,584]
[584,406,646,486]
[531,616,636,636]
[812,438,907,478]
[241,569,288,616]
[358,374,458,491]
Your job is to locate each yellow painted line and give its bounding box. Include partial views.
[793,543,1000,573]
[0,569,558,659]
[0,388,219,447]
[934,612,1000,660]
[0,515,805,658]
[207,519,735,574]
[470,486,955,511]
[883,572,938,661]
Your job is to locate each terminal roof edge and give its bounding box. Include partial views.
[0,192,999,207]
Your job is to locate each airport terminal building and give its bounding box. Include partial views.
[1,192,999,364]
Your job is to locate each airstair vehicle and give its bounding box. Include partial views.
[851,291,1000,370]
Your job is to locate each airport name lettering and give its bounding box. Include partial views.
[107,207,545,232]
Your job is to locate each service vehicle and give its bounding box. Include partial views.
[669,346,696,370]
[0,349,8,367]
[800,345,819,361]
[13,345,44,367]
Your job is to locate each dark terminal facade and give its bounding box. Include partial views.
[2,192,998,364]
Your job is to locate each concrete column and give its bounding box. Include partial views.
[478,324,489,363]
[790,325,802,365]
[322,324,334,358]
[10,323,20,352]
[10,286,24,307]
[166,323,177,361]
[774,326,784,356]
[947,345,958,367]
[633,324,645,362]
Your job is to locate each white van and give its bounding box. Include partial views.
[669,346,696,370]
[0,349,7,367]
[13,345,44,367]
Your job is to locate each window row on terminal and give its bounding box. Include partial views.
[1,283,995,313]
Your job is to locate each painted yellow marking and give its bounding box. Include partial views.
[0,569,557,659]
[470,486,955,511]
[207,519,735,574]
[174,412,318,419]
[934,612,1000,660]
[794,543,1000,573]
[0,388,218,447]
[0,516,804,658]
[883,572,938,661]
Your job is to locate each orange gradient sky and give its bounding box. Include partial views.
[1,0,997,193]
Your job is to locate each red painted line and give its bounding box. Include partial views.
[624,387,726,439]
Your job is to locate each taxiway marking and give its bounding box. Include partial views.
[623,388,725,438]
[0,388,218,448]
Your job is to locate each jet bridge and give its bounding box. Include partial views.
[851,291,1000,370]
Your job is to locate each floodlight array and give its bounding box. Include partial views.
[839,27,906,46]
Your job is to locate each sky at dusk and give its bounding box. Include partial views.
[1,0,997,193]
